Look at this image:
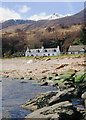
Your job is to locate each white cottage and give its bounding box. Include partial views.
[68,45,86,54]
[25,46,61,57]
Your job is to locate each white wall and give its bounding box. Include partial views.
[25,46,61,57]
[25,52,59,56]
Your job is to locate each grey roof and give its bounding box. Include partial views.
[68,45,86,52]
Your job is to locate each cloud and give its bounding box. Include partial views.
[0,7,21,22]
[29,12,49,21]
[19,5,30,13]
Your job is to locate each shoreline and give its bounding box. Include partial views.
[1,54,86,80]
[1,54,86,119]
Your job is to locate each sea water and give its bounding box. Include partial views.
[2,78,57,119]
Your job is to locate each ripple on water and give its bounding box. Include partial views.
[2,78,57,118]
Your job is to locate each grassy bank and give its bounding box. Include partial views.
[1,53,86,60]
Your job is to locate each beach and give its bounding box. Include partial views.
[1,55,85,79]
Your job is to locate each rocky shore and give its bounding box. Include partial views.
[1,55,86,119]
[21,64,86,119]
[1,55,86,80]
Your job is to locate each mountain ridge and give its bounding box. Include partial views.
[1,8,85,30]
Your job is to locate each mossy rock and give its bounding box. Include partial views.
[19,76,24,79]
[52,76,61,80]
[27,77,33,80]
[54,79,65,84]
[47,76,53,80]
[53,73,75,84]
[51,73,58,77]
[75,72,86,83]
[59,73,75,80]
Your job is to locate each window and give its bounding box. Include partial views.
[72,52,74,54]
[48,54,50,56]
[36,54,38,56]
[45,50,47,52]
[37,50,40,52]
[52,54,54,56]
[53,49,56,52]
[31,54,34,56]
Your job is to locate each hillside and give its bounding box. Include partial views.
[1,8,85,31]
[1,8,86,57]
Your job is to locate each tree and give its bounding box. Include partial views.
[80,27,86,45]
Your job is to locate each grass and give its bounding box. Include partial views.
[1,53,86,60]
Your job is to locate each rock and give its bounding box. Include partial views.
[27,77,33,80]
[81,92,86,107]
[41,82,48,86]
[70,62,79,66]
[64,82,75,88]
[19,76,24,79]
[81,92,86,99]
[78,60,86,66]
[74,83,86,98]
[46,58,51,61]
[25,101,82,120]
[60,73,75,80]
[55,64,65,69]
[51,113,59,119]
[27,59,36,64]
[57,82,66,89]
[76,103,86,120]
[41,80,54,86]
[25,101,72,118]
[20,81,28,83]
[42,70,49,73]
[52,76,61,80]
[75,72,85,83]
[51,72,58,77]
[21,91,57,110]
[21,88,75,111]
[49,88,75,106]
[41,76,47,80]
[29,71,32,73]
[47,80,54,86]
[53,73,75,82]
[47,76,53,80]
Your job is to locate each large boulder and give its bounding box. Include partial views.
[49,88,75,106]
[21,91,57,111]
[21,88,75,111]
[25,101,72,118]
[25,101,83,120]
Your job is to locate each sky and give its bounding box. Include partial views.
[0,2,85,21]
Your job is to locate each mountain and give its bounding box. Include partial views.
[47,13,72,20]
[1,8,85,30]
[1,19,36,30]
[44,13,65,20]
